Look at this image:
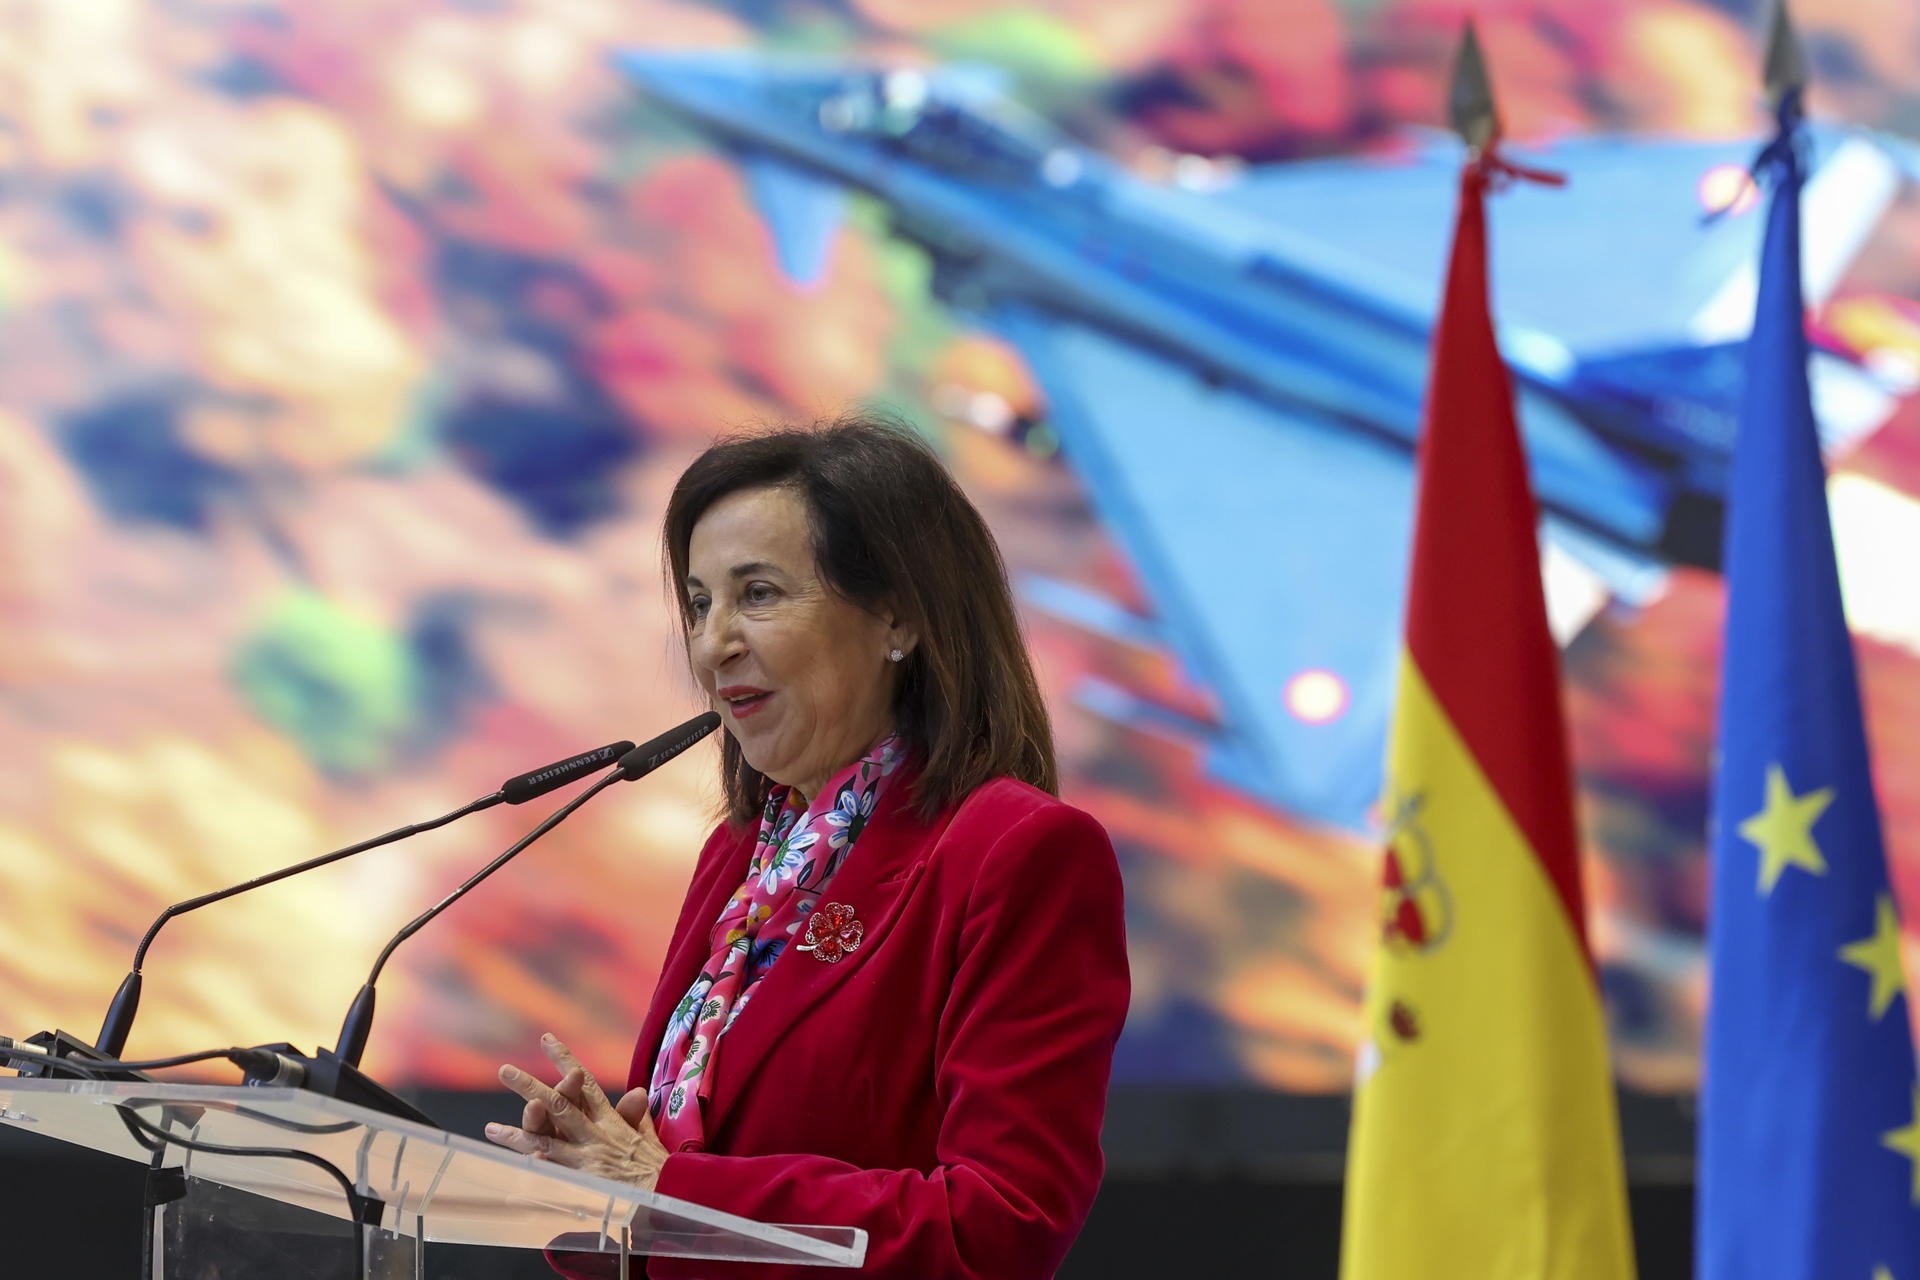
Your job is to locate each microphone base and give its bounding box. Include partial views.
[11,1029,153,1081]
[242,1044,438,1128]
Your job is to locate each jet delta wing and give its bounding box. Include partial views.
[616,51,1913,829]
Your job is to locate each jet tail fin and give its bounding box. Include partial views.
[740,153,846,287]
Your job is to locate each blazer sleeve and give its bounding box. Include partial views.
[645,800,1130,1279]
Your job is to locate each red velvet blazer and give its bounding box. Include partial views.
[591,775,1128,1279]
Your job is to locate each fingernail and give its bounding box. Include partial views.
[551,1094,567,1113]
[499,1065,519,1082]
[485,1123,501,1137]
[542,1032,557,1044]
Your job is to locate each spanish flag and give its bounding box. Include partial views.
[1337,156,1636,1278]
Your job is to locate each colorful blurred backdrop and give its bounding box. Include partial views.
[2,0,1917,1098]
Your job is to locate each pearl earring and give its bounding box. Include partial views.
[888,648,904,663]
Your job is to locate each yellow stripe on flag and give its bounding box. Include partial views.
[1341,654,1635,1279]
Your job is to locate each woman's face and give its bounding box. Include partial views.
[683,486,908,803]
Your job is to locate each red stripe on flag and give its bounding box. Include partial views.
[1403,164,1591,957]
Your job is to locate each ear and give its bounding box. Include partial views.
[876,601,918,660]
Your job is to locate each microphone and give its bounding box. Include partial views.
[332,712,721,1069]
[91,739,636,1058]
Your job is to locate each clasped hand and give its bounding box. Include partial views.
[485,1033,668,1191]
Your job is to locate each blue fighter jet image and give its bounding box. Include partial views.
[616,51,1916,830]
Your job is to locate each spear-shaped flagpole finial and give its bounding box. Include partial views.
[1763,0,1809,109]
[1449,18,1501,153]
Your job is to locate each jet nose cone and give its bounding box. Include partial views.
[609,49,748,103]
[609,48,668,84]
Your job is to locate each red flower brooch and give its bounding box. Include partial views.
[797,902,863,964]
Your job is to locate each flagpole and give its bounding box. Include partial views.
[1695,4,1920,1276]
[1338,23,1633,1280]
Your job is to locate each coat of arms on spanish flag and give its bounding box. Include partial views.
[1339,27,1636,1280]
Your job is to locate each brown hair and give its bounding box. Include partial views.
[662,413,1057,823]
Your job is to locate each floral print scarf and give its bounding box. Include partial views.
[646,733,904,1152]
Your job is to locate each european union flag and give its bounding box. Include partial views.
[1696,87,1920,1279]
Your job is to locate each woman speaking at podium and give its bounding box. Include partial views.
[485,416,1130,1279]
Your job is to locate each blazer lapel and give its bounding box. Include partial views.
[626,825,757,1093]
[701,787,945,1141]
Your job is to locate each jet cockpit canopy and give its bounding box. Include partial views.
[816,69,1066,186]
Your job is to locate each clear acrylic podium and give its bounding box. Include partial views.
[0,1076,865,1277]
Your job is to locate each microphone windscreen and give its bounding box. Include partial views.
[616,712,722,782]
[501,740,636,805]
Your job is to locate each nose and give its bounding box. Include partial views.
[691,600,747,676]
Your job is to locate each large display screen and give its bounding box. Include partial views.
[1,0,1916,1095]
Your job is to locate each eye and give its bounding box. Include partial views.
[744,582,779,605]
[687,595,710,619]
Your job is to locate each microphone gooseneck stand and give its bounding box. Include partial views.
[95,793,501,1062]
[79,739,636,1064]
[333,712,721,1069]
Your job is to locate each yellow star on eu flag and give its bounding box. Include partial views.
[1841,895,1908,1021]
[1874,1267,1894,1280]
[1739,763,1834,895]
[1883,1086,1920,1205]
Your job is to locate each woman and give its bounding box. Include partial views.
[485,416,1129,1278]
